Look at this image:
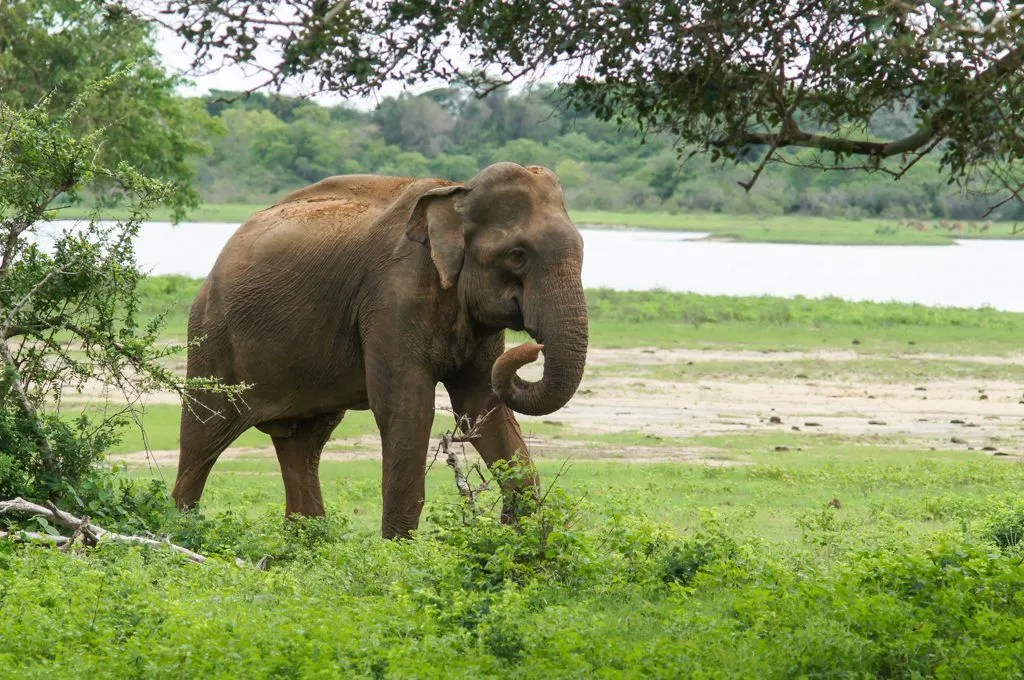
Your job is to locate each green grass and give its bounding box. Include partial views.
[140,277,1024,354]
[13,284,1024,674]
[572,210,1024,245]
[167,437,1024,535]
[585,289,1024,353]
[80,403,576,454]
[7,436,1024,676]
[59,202,1024,245]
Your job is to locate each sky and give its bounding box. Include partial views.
[153,21,560,110]
[154,26,419,110]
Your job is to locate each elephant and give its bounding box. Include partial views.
[171,162,589,538]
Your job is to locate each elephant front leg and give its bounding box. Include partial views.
[369,371,437,539]
[445,377,540,523]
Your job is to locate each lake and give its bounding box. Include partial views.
[46,220,1024,312]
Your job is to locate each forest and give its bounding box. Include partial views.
[193,87,1023,221]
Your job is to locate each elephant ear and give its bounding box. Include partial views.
[405,184,469,290]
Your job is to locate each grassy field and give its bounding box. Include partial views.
[9,283,1024,676]
[5,437,1024,676]
[59,202,1023,245]
[142,276,1024,354]
[572,210,1024,245]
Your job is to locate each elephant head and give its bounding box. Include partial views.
[406,162,588,416]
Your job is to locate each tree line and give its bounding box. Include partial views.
[196,87,1022,221]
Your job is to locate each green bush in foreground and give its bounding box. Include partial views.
[3,485,1024,678]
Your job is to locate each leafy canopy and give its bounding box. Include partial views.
[0,74,242,506]
[151,0,1024,212]
[0,0,217,217]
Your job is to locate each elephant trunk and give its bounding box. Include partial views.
[492,271,588,416]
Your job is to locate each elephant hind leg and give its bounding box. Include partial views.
[172,395,252,511]
[271,411,344,517]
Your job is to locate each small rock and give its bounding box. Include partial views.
[769,416,782,424]
[982,446,998,451]
[795,373,809,379]
[868,420,887,425]
[979,394,989,401]
[791,426,801,432]
[774,446,790,452]
[950,419,966,424]
[852,339,861,345]
[951,436,967,444]
[805,422,822,427]
[868,395,876,399]
[964,422,980,428]
[914,386,927,391]
[686,361,694,365]
[993,451,1011,457]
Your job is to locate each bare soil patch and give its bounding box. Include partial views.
[109,347,1024,465]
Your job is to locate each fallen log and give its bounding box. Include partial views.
[0,497,206,563]
[0,529,71,546]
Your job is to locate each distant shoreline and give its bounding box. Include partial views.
[55,204,1022,246]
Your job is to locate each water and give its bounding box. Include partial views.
[46,220,1024,312]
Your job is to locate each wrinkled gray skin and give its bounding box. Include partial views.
[171,163,589,538]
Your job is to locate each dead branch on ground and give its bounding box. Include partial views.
[0,530,71,546]
[0,497,206,563]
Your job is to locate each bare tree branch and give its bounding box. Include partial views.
[0,497,207,563]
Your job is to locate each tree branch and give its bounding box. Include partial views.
[0,497,207,563]
[0,269,65,339]
[728,45,1023,162]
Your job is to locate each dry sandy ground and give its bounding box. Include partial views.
[110,347,1024,468]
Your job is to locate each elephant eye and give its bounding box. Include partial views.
[505,248,527,270]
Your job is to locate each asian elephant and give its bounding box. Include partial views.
[171,162,589,538]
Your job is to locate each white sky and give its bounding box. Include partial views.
[155,26,429,110]
[152,20,491,110]
[154,23,561,109]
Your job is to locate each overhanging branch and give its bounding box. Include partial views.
[727,45,1023,174]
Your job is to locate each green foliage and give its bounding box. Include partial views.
[982,499,1024,553]
[0,0,215,216]
[155,2,1023,213]
[6,477,1024,676]
[0,80,243,512]
[586,288,1024,329]
[0,411,119,500]
[170,510,352,563]
[188,88,1023,220]
[7,433,1024,674]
